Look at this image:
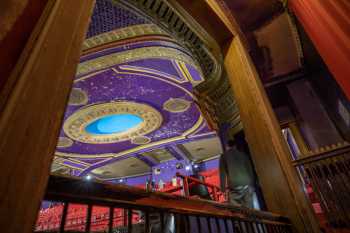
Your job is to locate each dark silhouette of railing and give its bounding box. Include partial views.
[176,172,222,201]
[162,173,223,201]
[36,175,293,233]
[293,143,350,229]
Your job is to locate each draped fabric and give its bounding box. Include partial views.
[289,0,350,99]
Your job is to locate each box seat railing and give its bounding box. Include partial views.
[35,175,293,233]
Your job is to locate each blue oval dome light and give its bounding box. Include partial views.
[85,114,143,135]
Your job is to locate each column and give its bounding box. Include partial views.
[0,1,95,233]
[224,36,319,233]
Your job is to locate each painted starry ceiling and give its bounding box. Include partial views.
[52,0,222,180]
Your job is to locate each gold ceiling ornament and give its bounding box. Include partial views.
[114,66,196,99]
[174,60,204,86]
[163,98,192,113]
[117,0,223,84]
[56,115,204,159]
[77,46,200,77]
[68,88,88,106]
[195,71,241,129]
[51,157,65,172]
[56,137,74,148]
[131,136,151,145]
[82,24,169,51]
[118,64,188,84]
[63,101,163,144]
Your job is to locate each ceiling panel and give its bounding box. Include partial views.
[180,137,223,162]
[141,148,175,163]
[91,157,151,179]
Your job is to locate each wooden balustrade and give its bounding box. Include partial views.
[293,142,350,228]
[36,175,293,233]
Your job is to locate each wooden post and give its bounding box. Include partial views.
[212,187,218,201]
[183,177,190,197]
[224,36,320,233]
[108,206,114,233]
[0,1,95,233]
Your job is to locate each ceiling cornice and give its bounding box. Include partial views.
[115,0,223,89]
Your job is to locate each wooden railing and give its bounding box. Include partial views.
[176,172,222,201]
[36,175,293,233]
[293,143,350,228]
[162,173,223,201]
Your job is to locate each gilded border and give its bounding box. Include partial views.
[77,46,201,76]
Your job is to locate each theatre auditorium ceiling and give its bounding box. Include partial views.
[51,0,240,180]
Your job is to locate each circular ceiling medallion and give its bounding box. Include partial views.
[63,102,163,144]
[86,114,144,134]
[57,137,74,148]
[131,136,151,145]
[163,98,191,113]
[68,88,88,106]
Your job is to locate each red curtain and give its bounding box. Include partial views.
[289,0,350,99]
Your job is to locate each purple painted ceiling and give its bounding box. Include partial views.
[58,60,201,155]
[52,0,220,180]
[86,0,148,38]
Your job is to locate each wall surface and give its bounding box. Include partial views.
[287,79,343,149]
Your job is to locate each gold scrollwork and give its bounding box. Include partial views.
[82,24,169,50]
[163,98,192,113]
[57,137,74,148]
[77,46,200,77]
[68,88,88,106]
[63,101,163,144]
[131,136,151,145]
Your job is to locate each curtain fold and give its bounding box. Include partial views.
[289,0,350,99]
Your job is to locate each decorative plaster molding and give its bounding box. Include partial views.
[131,136,152,145]
[82,23,169,50]
[163,98,191,113]
[77,46,200,76]
[57,137,74,148]
[63,101,163,144]
[56,115,204,159]
[116,0,223,84]
[68,88,88,106]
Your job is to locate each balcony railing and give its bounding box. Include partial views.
[35,175,293,233]
[293,142,350,229]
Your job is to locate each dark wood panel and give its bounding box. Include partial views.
[0,0,48,93]
[170,0,232,46]
[0,1,95,233]
[223,0,283,31]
